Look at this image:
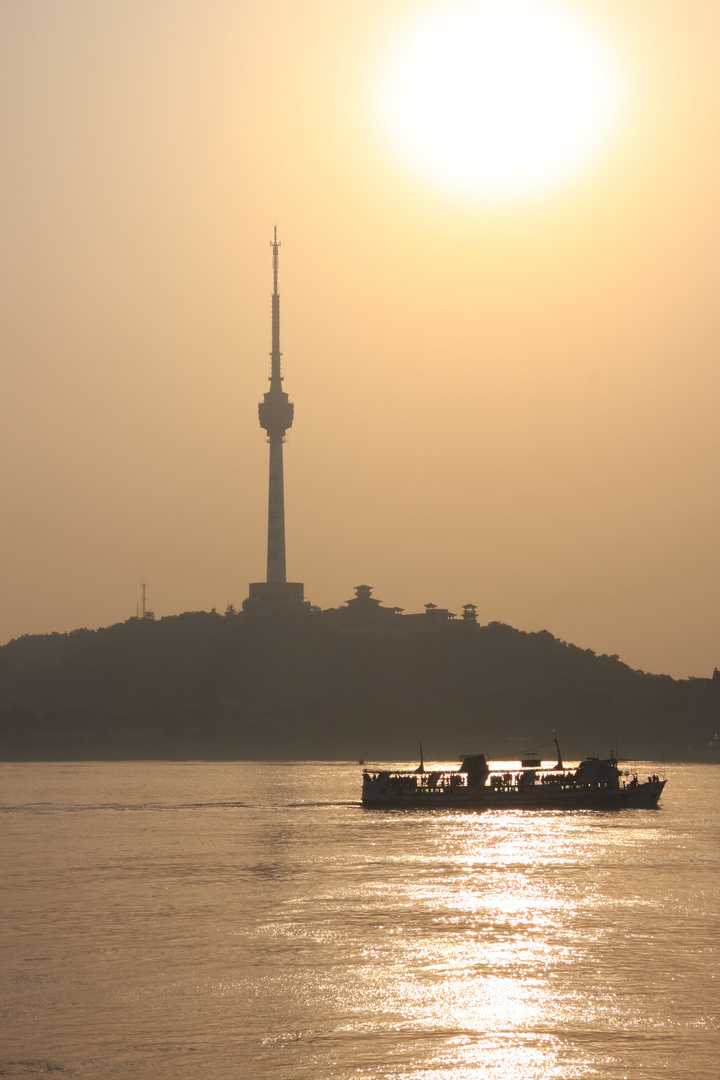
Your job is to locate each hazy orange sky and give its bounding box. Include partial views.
[1,0,718,678]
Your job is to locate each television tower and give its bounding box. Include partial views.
[245,229,305,608]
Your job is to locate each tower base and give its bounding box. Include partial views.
[243,581,307,611]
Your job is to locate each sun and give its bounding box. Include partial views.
[376,0,624,201]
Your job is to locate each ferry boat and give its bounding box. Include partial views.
[361,736,666,808]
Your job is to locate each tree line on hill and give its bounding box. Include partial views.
[0,609,717,761]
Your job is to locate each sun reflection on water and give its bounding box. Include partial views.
[240,798,683,1078]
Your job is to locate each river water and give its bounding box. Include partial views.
[1,761,718,1079]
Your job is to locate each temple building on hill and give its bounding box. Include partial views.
[324,586,479,636]
[325,584,404,632]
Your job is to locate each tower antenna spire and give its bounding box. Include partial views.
[270,226,282,388]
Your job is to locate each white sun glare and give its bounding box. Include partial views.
[377,0,624,201]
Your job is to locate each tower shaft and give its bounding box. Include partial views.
[266,437,286,582]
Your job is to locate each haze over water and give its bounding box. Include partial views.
[2,761,718,1079]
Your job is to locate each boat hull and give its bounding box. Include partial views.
[361,772,665,809]
[361,785,665,808]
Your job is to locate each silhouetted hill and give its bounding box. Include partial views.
[0,611,717,760]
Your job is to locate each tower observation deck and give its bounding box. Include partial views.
[245,229,305,608]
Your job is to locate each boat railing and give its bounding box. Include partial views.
[363,770,468,788]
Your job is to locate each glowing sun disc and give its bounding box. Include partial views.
[377,0,625,200]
